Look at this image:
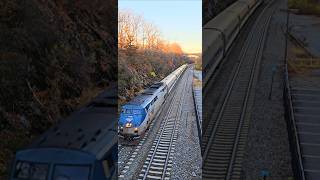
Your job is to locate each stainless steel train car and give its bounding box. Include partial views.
[203,0,262,85]
[161,64,188,93]
[9,87,118,180]
[119,64,188,140]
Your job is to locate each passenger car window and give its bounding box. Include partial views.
[145,104,150,111]
[53,165,90,180]
[14,161,48,180]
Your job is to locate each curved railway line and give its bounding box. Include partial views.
[202,0,277,179]
[138,68,191,180]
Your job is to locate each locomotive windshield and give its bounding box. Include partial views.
[13,161,49,180]
[121,109,144,114]
[12,161,91,180]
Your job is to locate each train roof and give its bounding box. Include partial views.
[150,82,164,88]
[28,85,117,160]
[125,83,164,108]
[204,0,253,31]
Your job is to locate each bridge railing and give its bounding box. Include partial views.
[283,63,306,180]
[192,71,202,146]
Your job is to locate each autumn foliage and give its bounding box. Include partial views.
[118,10,183,54]
[118,10,190,104]
[0,0,116,177]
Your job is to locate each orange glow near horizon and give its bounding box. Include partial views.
[119,1,201,55]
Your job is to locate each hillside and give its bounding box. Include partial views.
[118,48,190,105]
[118,10,192,105]
[0,0,116,177]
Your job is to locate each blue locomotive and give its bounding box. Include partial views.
[119,65,188,140]
[9,87,118,180]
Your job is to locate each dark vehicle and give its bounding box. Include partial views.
[9,87,117,180]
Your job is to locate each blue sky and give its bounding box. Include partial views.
[119,0,202,53]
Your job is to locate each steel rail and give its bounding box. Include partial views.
[226,6,274,179]
[203,0,277,179]
[202,1,269,160]
[161,70,190,179]
[141,67,190,180]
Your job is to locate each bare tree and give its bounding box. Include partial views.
[118,9,184,54]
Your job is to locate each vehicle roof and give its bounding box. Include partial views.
[125,83,163,108]
[28,85,117,160]
[204,0,251,31]
[15,148,96,164]
[150,82,164,88]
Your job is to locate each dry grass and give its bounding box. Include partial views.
[194,62,202,71]
[291,47,309,58]
[288,39,320,74]
[289,0,320,16]
[288,57,320,73]
[193,78,202,88]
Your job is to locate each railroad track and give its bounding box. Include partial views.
[138,68,191,180]
[118,123,154,175]
[202,1,277,179]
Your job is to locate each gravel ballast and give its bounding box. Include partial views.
[241,0,294,179]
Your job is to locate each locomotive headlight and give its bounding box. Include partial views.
[125,123,132,128]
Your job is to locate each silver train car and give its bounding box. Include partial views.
[119,64,188,140]
[203,0,262,85]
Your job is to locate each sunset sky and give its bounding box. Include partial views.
[119,0,202,54]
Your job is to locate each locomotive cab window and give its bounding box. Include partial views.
[13,161,49,180]
[145,104,150,111]
[132,109,141,114]
[122,109,143,114]
[122,109,131,114]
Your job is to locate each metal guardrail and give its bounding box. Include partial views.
[283,64,306,180]
[192,72,202,146]
[283,7,305,180]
